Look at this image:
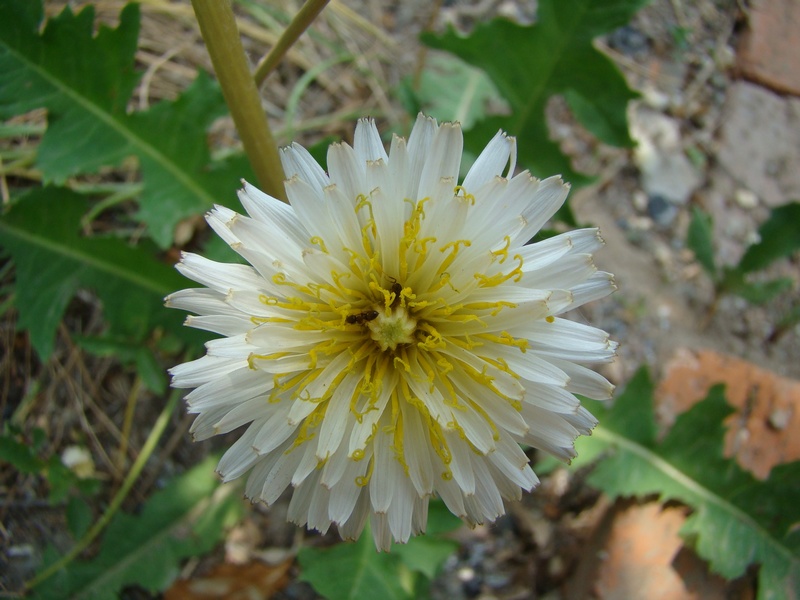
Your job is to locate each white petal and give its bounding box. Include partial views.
[418,121,462,195]
[327,142,366,204]
[354,118,389,164]
[387,475,416,543]
[185,314,252,336]
[317,372,362,460]
[169,355,246,388]
[238,181,311,247]
[328,453,371,522]
[511,175,570,245]
[462,129,514,191]
[404,114,438,200]
[280,143,329,190]
[445,431,475,495]
[370,429,401,513]
[165,288,237,317]
[176,253,263,293]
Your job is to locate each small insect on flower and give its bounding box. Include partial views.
[345,310,379,325]
[167,114,617,551]
[389,280,403,308]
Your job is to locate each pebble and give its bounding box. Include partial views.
[768,408,792,431]
[735,188,759,209]
[647,194,679,227]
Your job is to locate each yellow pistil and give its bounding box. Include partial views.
[368,306,417,351]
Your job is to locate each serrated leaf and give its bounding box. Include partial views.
[31,456,244,600]
[129,78,251,246]
[573,367,800,599]
[688,206,717,278]
[403,54,507,129]
[299,533,412,600]
[0,1,249,247]
[422,0,646,186]
[0,186,195,359]
[738,202,800,274]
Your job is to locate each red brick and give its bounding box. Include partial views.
[738,0,800,96]
[595,503,729,600]
[656,348,800,479]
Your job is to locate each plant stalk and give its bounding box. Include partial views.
[191,0,286,201]
[253,0,330,87]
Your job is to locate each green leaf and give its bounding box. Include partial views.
[687,206,717,278]
[393,536,458,580]
[300,505,460,600]
[732,277,793,305]
[0,432,44,473]
[31,456,244,600]
[402,54,507,129]
[299,533,413,600]
[45,456,79,504]
[738,202,800,274]
[422,0,645,186]
[775,302,800,334]
[424,498,465,535]
[0,186,194,359]
[66,497,93,540]
[719,267,793,305]
[573,367,800,599]
[129,78,251,246]
[0,2,139,142]
[0,1,250,247]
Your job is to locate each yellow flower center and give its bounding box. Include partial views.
[368,306,417,351]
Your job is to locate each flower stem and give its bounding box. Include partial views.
[253,0,330,87]
[24,389,182,591]
[191,0,286,202]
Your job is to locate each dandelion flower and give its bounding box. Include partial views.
[167,115,617,550]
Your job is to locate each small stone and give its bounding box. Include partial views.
[631,106,702,205]
[629,216,654,231]
[606,25,650,57]
[656,304,672,332]
[647,194,678,227]
[768,408,792,431]
[548,555,566,578]
[632,190,649,212]
[641,85,670,111]
[682,263,702,280]
[734,188,759,209]
[654,242,673,270]
[458,566,477,583]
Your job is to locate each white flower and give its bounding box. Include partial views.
[167,115,616,550]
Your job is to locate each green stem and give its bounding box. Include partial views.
[191,0,286,202]
[25,389,182,591]
[252,0,330,87]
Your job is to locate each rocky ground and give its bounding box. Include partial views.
[2,0,799,598]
